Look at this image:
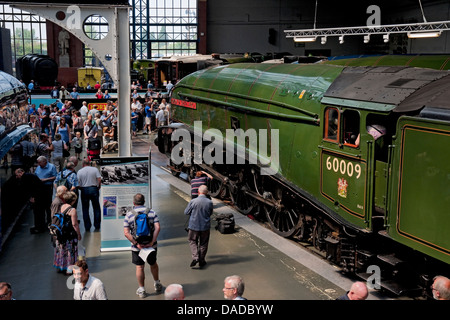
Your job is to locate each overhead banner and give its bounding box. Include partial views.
[99,156,149,252]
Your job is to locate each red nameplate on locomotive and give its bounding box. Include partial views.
[171,98,197,109]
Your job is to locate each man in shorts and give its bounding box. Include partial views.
[123,193,162,298]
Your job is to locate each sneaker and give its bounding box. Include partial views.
[136,287,146,298]
[154,281,163,293]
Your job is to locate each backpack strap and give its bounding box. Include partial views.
[61,206,72,215]
[131,208,150,216]
[63,171,75,179]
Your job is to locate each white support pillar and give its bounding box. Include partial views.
[115,6,131,157]
[10,2,131,156]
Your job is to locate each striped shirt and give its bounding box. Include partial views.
[190,176,210,198]
[123,206,159,252]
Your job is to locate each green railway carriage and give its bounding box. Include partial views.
[157,61,450,297]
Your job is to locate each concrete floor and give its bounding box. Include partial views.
[0,131,387,301]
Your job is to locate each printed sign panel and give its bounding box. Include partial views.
[99,156,149,251]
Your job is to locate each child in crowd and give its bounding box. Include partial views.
[72,131,83,160]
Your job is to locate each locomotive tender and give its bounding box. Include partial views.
[157,60,450,297]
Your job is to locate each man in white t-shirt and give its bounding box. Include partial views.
[77,159,101,232]
[80,101,89,122]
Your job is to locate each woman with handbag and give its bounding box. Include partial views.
[56,117,72,152]
[53,191,82,274]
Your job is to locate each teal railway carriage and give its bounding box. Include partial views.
[157,61,450,297]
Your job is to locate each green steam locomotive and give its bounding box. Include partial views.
[157,57,450,297]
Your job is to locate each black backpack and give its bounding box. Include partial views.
[49,207,74,243]
[88,137,101,150]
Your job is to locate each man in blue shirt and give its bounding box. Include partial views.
[143,102,154,134]
[131,107,138,136]
[54,161,79,207]
[34,156,57,233]
[28,80,34,91]
[184,185,213,268]
[70,87,80,99]
[50,86,59,99]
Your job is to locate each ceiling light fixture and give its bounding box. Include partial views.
[294,36,317,42]
[407,31,441,38]
[285,1,448,44]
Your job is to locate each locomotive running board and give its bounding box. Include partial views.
[377,253,405,267]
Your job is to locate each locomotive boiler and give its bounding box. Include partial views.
[156,61,450,297]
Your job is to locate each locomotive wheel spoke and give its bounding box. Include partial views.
[264,204,301,238]
[231,184,256,215]
[208,179,223,198]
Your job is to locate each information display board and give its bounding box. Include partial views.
[99,156,149,251]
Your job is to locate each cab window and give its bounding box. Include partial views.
[343,110,360,147]
[324,107,339,142]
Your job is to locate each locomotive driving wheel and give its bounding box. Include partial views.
[262,189,302,237]
[230,183,257,215]
[208,178,227,198]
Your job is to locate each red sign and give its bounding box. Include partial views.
[171,98,197,110]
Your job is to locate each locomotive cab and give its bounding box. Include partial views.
[320,104,392,232]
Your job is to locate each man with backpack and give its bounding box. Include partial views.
[54,161,79,208]
[123,193,162,298]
